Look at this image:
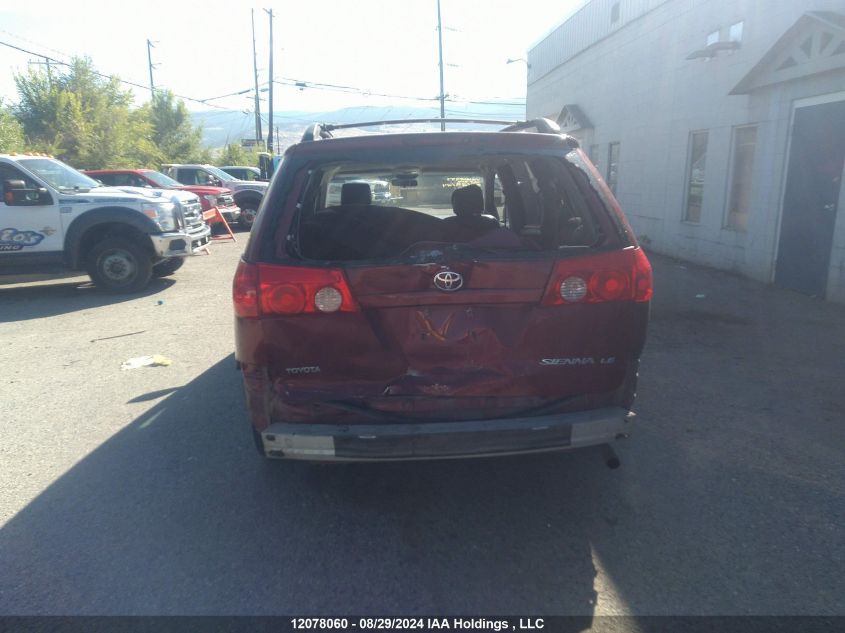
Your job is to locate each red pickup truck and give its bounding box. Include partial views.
[83,169,243,228]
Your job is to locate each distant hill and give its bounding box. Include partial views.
[191,103,525,152]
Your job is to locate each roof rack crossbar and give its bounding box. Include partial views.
[324,118,519,131]
[298,117,564,142]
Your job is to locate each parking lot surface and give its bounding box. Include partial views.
[1,240,843,616]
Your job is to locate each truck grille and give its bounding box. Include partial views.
[182,201,204,229]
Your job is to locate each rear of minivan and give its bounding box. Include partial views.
[234,130,651,461]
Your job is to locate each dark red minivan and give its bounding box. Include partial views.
[234,119,651,462]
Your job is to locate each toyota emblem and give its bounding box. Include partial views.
[433,270,463,292]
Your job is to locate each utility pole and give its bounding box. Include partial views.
[251,9,263,146]
[436,0,446,131]
[146,39,157,99]
[265,8,274,154]
[28,58,54,88]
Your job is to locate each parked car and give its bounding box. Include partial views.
[1,154,210,292]
[83,169,242,228]
[325,179,392,206]
[369,179,392,204]
[161,164,267,229]
[219,165,265,182]
[233,118,652,462]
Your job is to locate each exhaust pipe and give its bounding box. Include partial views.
[600,443,621,469]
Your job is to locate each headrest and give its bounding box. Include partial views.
[341,182,372,205]
[451,184,484,217]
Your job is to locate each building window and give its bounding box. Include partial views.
[725,126,757,231]
[706,30,720,46]
[611,2,620,24]
[607,142,620,195]
[684,131,708,223]
[729,21,744,42]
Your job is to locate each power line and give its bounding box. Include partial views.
[1,27,525,108]
[199,87,253,102]
[0,39,232,111]
[205,77,525,108]
[1,37,525,118]
[0,28,95,72]
[271,78,525,106]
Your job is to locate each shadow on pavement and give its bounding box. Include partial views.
[0,277,175,322]
[0,354,607,616]
[582,254,845,615]
[2,254,843,617]
[126,387,183,403]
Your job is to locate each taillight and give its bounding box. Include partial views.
[632,247,653,302]
[233,260,259,317]
[233,261,358,318]
[542,248,652,306]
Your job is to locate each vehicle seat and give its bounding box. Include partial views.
[442,184,499,240]
[341,182,372,205]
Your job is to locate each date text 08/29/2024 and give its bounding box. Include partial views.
[290,618,545,631]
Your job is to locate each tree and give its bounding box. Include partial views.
[149,90,210,164]
[0,100,25,153]
[13,57,160,168]
[217,142,260,167]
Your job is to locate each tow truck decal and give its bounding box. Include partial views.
[0,228,45,251]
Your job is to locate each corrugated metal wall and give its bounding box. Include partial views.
[528,0,671,83]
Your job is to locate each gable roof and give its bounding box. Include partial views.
[556,104,593,133]
[731,11,845,95]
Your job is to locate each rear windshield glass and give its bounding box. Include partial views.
[285,151,624,263]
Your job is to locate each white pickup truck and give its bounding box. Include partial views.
[0,154,211,293]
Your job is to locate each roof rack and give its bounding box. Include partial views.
[300,118,563,142]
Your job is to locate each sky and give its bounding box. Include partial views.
[0,0,586,118]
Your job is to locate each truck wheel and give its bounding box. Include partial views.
[152,257,185,277]
[239,204,258,230]
[86,237,153,293]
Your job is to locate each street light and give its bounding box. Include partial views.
[506,57,530,67]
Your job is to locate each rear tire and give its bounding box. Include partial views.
[152,257,184,277]
[86,237,152,294]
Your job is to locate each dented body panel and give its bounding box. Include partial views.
[234,125,650,461]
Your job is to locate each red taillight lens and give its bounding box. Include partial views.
[234,262,358,318]
[249,264,359,317]
[233,260,259,317]
[590,269,630,301]
[264,283,306,314]
[542,248,652,305]
[632,247,653,302]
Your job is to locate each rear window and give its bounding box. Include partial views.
[282,151,625,263]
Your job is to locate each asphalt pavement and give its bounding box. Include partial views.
[0,238,843,617]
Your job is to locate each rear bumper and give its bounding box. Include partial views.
[259,407,633,461]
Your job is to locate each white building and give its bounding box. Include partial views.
[527,0,845,302]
